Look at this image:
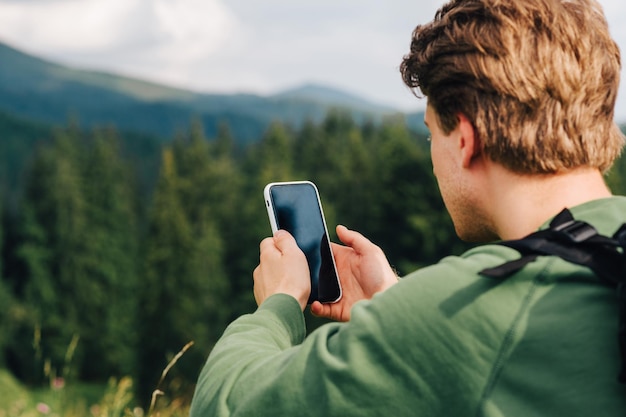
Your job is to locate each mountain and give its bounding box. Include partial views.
[0,42,406,143]
[272,83,396,114]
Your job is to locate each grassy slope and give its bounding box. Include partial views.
[0,369,29,410]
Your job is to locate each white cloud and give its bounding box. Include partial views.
[0,0,134,51]
[151,0,237,61]
[186,0,441,108]
[0,0,237,52]
[0,0,239,87]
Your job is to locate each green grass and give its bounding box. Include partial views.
[0,369,30,411]
[0,370,191,417]
[1,337,194,416]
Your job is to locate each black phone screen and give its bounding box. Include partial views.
[268,183,341,303]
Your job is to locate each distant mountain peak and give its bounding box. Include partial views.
[272,82,397,113]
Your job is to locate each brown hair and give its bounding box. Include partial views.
[400,0,624,174]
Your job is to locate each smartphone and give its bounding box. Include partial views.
[264,181,342,304]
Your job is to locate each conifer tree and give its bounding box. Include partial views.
[606,152,626,195]
[214,121,236,159]
[13,128,88,381]
[139,148,193,400]
[0,196,3,278]
[206,122,254,315]
[79,128,140,379]
[295,111,353,190]
[255,121,296,186]
[138,142,229,403]
[294,111,362,235]
[170,120,232,328]
[370,117,463,272]
[230,121,299,315]
[0,199,11,367]
[10,126,143,382]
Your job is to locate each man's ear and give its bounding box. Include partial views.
[458,113,480,169]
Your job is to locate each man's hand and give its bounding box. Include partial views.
[310,225,398,322]
[253,230,311,311]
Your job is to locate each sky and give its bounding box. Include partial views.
[0,0,625,119]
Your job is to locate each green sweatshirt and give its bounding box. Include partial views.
[190,197,626,416]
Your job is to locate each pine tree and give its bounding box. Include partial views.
[370,116,464,272]
[230,121,299,315]
[10,126,143,382]
[139,148,192,399]
[79,128,140,379]
[171,121,232,330]
[214,122,236,159]
[206,122,255,316]
[0,198,12,367]
[170,120,233,356]
[254,121,296,186]
[138,141,230,403]
[13,127,88,382]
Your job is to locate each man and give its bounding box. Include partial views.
[190,0,626,415]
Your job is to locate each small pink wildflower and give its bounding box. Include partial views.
[51,377,65,390]
[36,402,51,414]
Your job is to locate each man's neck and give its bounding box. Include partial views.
[485,166,612,240]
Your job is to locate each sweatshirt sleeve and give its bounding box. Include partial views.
[189,293,307,417]
[189,246,533,417]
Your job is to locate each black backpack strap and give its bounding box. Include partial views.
[479,208,626,383]
[481,209,623,283]
[619,282,626,382]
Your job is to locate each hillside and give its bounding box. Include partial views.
[0,42,408,143]
[0,40,431,210]
[0,110,52,199]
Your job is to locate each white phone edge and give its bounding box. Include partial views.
[264,180,323,234]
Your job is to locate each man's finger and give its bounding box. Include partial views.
[336,225,373,254]
[310,301,328,317]
[259,237,277,255]
[273,230,300,254]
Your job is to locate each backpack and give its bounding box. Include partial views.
[479,208,626,383]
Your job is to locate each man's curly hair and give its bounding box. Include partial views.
[401,0,624,174]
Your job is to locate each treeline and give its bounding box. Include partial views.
[1,110,624,404]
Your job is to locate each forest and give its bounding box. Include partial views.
[1,109,626,409]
